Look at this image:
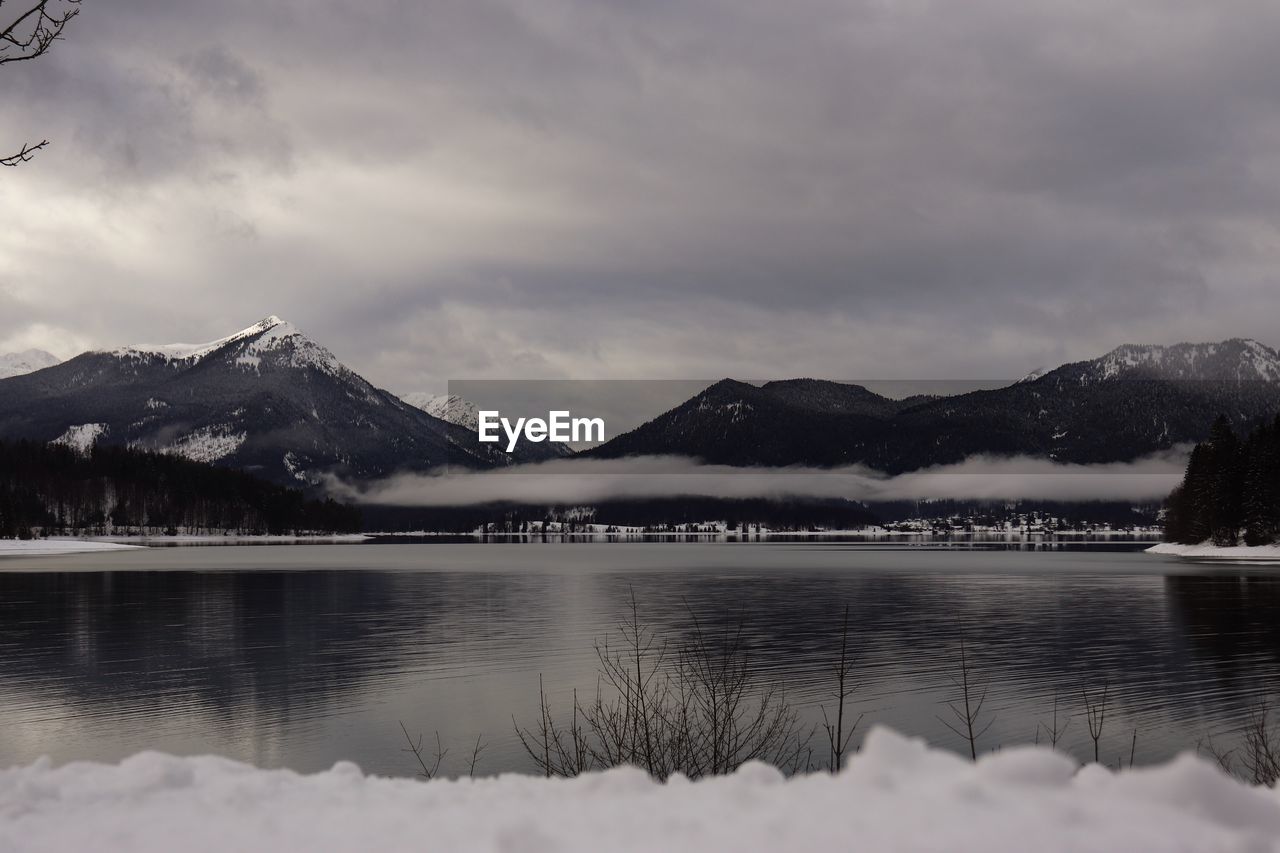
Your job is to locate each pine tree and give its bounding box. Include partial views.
[1242,424,1279,546]
[1208,416,1243,546]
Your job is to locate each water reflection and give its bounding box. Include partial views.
[0,545,1276,776]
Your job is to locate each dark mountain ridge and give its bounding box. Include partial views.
[0,316,507,486]
[590,339,1280,473]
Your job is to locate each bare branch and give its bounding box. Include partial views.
[398,720,446,780]
[0,138,47,166]
[2,1,81,167]
[1,1,81,65]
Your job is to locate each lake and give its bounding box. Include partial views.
[1,542,1277,777]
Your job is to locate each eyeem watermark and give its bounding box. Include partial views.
[478,410,605,452]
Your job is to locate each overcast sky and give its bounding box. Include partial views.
[3,0,1280,395]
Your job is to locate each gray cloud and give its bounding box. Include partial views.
[326,449,1190,507]
[2,1,1280,388]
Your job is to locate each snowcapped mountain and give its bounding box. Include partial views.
[1053,339,1280,384]
[0,349,60,379]
[591,339,1280,472]
[400,392,575,461]
[0,316,495,484]
[402,393,481,430]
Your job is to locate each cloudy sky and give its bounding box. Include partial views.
[3,0,1280,395]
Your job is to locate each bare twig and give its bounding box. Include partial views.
[938,628,994,761]
[1037,689,1070,749]
[398,720,446,780]
[467,733,488,778]
[1082,681,1109,764]
[514,594,809,780]
[820,604,863,772]
[1,1,81,166]
[0,138,47,166]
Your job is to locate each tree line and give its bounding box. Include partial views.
[1164,414,1280,546]
[0,439,361,538]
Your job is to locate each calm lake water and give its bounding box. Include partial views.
[1,542,1278,777]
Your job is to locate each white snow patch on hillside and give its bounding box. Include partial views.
[110,316,287,363]
[51,423,107,454]
[0,349,60,379]
[159,427,246,464]
[402,392,481,430]
[4,728,1280,852]
[236,320,344,376]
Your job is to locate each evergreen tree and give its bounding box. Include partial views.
[1207,416,1243,546]
[1163,413,1280,547]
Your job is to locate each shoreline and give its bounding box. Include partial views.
[1146,542,1280,562]
[0,539,146,557]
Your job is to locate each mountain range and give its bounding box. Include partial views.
[4,325,1279,492]
[589,339,1280,473]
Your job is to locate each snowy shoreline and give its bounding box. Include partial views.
[0,534,370,558]
[1147,542,1280,562]
[90,533,372,545]
[0,539,145,557]
[3,727,1279,852]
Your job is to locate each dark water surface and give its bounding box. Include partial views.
[2,543,1278,776]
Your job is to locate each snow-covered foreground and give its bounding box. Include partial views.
[4,729,1280,853]
[0,539,144,557]
[1148,542,1280,562]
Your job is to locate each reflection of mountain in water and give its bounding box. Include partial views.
[3,554,1280,775]
[0,569,560,769]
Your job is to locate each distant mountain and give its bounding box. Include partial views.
[590,339,1280,472]
[0,349,59,380]
[400,392,575,461]
[0,316,497,485]
[402,393,481,430]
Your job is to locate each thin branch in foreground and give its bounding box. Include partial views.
[938,628,994,761]
[467,733,489,778]
[820,603,863,772]
[398,721,446,780]
[1037,688,1070,749]
[1082,681,1109,764]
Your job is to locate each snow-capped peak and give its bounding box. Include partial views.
[0,348,60,379]
[110,316,291,363]
[1016,367,1049,384]
[1085,338,1280,382]
[402,393,481,430]
[103,316,346,377]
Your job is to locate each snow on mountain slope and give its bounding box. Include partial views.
[0,349,60,379]
[402,393,481,430]
[109,316,287,363]
[109,316,345,377]
[401,392,576,463]
[1070,339,1280,383]
[51,423,107,454]
[0,316,493,484]
[153,426,248,464]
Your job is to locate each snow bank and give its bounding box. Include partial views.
[4,728,1280,852]
[90,533,371,544]
[0,539,144,557]
[1148,542,1280,562]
